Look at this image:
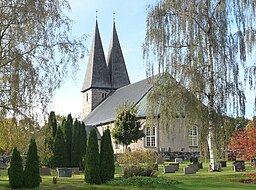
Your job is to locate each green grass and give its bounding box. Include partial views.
[0,162,255,189]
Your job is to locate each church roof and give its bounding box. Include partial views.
[107,22,130,89]
[81,21,111,92]
[83,78,152,126]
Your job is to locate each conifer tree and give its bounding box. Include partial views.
[63,114,73,166]
[85,128,101,184]
[9,147,23,189]
[52,126,68,167]
[79,121,87,168]
[71,119,80,167]
[100,129,115,183]
[23,139,40,189]
[43,111,57,167]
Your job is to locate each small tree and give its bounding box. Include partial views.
[23,139,40,189]
[100,129,115,183]
[85,128,101,184]
[112,102,144,150]
[52,126,68,167]
[9,147,23,189]
[229,119,256,160]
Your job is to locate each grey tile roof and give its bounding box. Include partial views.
[81,21,111,92]
[107,22,130,89]
[84,78,152,126]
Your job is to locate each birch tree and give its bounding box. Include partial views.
[0,0,86,119]
[144,0,256,170]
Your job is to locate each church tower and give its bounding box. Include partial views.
[81,21,112,118]
[107,21,130,89]
[81,20,130,118]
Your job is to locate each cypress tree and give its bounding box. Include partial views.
[23,139,41,189]
[100,129,115,183]
[52,126,68,167]
[79,121,87,168]
[71,119,80,167]
[43,111,57,167]
[63,114,73,166]
[85,128,101,184]
[9,147,23,189]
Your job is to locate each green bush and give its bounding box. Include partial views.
[23,139,41,188]
[8,147,23,189]
[117,150,158,169]
[106,176,179,189]
[123,166,154,178]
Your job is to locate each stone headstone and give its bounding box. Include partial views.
[251,159,256,166]
[40,167,51,175]
[0,163,7,170]
[175,158,183,163]
[164,165,176,173]
[191,162,200,171]
[233,161,245,172]
[57,168,72,177]
[153,163,158,171]
[169,163,179,171]
[72,167,80,174]
[184,165,197,174]
[157,156,164,164]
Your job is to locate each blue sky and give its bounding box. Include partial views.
[49,0,156,118]
[49,0,255,119]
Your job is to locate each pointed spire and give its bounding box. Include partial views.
[107,21,130,89]
[81,21,111,92]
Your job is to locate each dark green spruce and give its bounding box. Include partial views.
[23,139,41,189]
[85,128,101,184]
[52,126,68,167]
[100,128,115,183]
[63,114,73,166]
[8,147,23,189]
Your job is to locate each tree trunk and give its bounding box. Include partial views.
[206,36,218,171]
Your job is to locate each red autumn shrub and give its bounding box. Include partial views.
[229,120,256,160]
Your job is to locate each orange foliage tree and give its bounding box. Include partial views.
[229,119,256,160]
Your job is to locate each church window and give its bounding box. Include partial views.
[188,126,198,147]
[145,126,156,147]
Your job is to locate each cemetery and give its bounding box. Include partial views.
[0,158,256,189]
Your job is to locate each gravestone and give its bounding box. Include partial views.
[57,168,72,177]
[251,159,256,166]
[175,158,183,163]
[169,163,179,171]
[0,163,7,170]
[191,162,200,171]
[233,160,245,172]
[184,165,197,174]
[40,167,51,175]
[157,156,164,164]
[72,167,80,175]
[164,165,176,173]
[153,163,158,171]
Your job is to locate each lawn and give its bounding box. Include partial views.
[0,161,255,189]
